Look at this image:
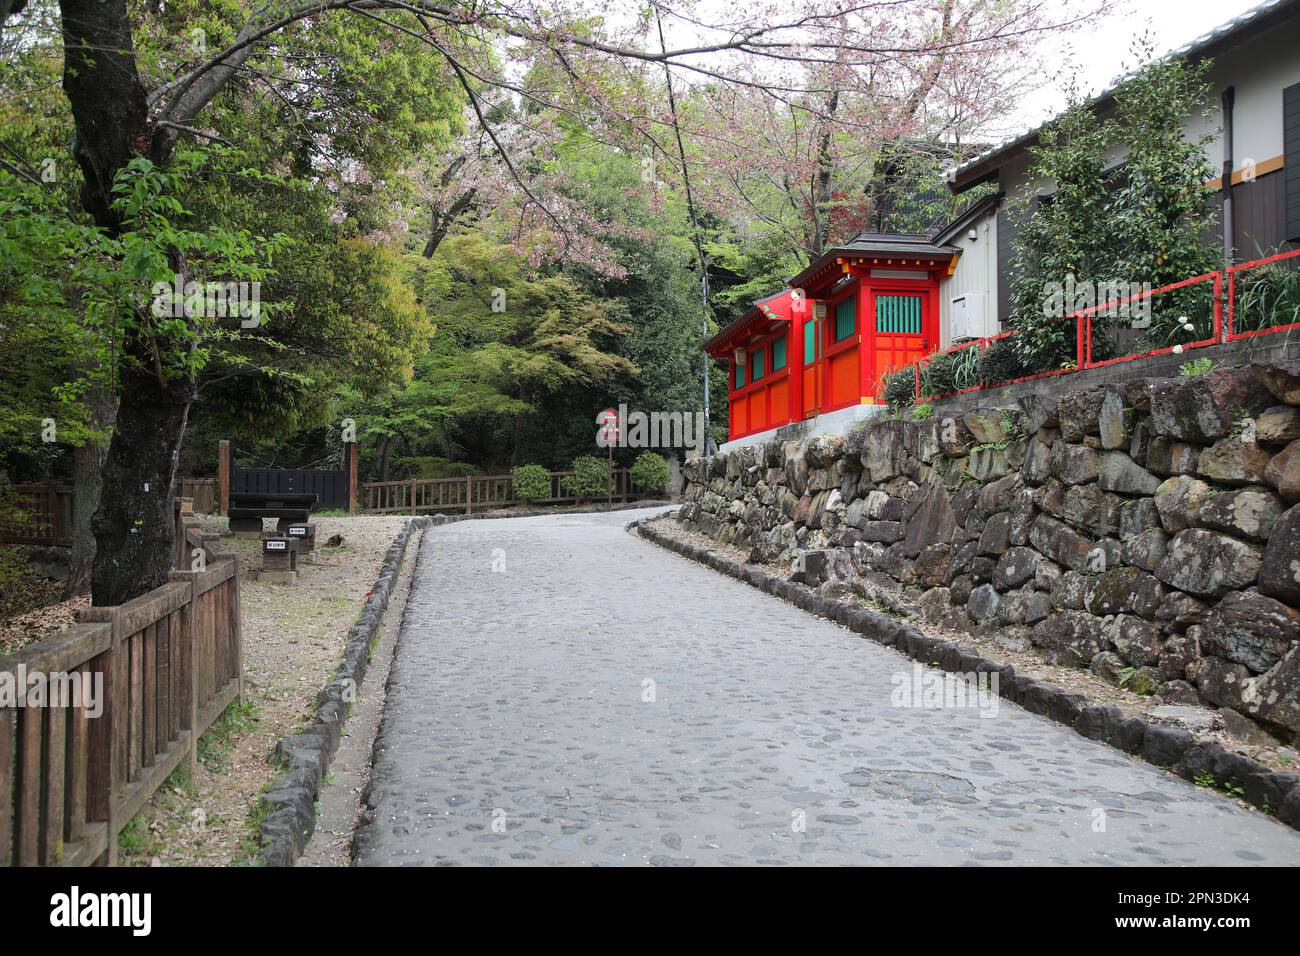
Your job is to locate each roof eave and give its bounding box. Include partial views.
[945,0,1300,193]
[932,192,1004,242]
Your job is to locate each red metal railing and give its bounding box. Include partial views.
[1227,247,1300,341]
[1073,269,1221,371]
[909,247,1300,405]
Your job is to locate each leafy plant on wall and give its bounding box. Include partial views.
[1006,94,1117,373]
[1107,39,1219,353]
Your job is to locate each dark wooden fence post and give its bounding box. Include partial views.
[345,441,358,513]
[218,439,231,516]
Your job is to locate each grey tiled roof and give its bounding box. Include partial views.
[945,0,1300,189]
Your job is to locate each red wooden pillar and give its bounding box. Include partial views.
[817,304,827,413]
[789,302,805,423]
[857,279,876,404]
[923,271,940,350]
[217,439,231,516]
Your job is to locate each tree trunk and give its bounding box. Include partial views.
[376,434,392,482]
[810,90,839,255]
[511,411,524,467]
[421,187,477,258]
[510,386,528,466]
[64,380,116,598]
[58,0,198,606]
[89,350,194,606]
[60,0,150,227]
[421,155,477,258]
[867,142,894,233]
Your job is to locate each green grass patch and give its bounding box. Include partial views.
[233,794,272,865]
[197,698,260,773]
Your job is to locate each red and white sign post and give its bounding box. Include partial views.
[598,408,619,506]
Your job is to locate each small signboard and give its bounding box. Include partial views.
[598,407,620,443]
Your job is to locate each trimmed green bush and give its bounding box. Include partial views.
[882,365,916,407]
[976,338,1029,386]
[562,455,610,500]
[917,352,956,397]
[629,452,670,494]
[511,464,551,502]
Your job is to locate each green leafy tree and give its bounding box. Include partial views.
[1108,42,1219,344]
[0,1,462,604]
[1007,97,1117,372]
[413,233,637,466]
[1009,45,1220,373]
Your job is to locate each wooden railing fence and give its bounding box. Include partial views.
[363,468,635,514]
[0,479,216,548]
[0,499,241,866]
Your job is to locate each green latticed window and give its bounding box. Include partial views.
[875,295,922,334]
[834,297,856,342]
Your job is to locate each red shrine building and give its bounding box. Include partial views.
[706,0,1300,449]
[706,233,959,446]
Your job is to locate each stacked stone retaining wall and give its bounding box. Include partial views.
[680,360,1300,743]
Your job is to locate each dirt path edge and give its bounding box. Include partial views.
[257,517,431,866]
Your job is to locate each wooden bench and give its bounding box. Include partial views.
[227,492,316,534]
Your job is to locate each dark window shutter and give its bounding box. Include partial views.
[1286,82,1300,242]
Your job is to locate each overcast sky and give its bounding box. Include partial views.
[1012,0,1267,129]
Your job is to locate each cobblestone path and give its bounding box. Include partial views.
[355,509,1300,866]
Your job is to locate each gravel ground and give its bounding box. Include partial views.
[117,514,412,866]
[648,516,1300,776]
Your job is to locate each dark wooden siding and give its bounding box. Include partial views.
[1286,81,1300,243]
[1233,168,1294,258]
[996,207,1016,324]
[231,467,349,510]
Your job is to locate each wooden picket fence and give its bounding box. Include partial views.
[0,481,73,546]
[0,500,242,866]
[363,468,635,514]
[175,478,217,515]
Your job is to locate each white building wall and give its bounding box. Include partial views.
[938,206,1000,348]
[1190,21,1300,176]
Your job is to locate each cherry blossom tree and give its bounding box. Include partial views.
[0,0,1109,604]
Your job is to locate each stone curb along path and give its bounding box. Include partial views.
[257,517,431,866]
[633,517,1300,832]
